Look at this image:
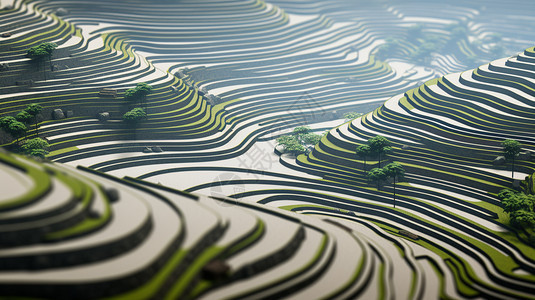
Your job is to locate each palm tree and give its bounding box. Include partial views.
[369,135,392,168]
[27,42,57,81]
[8,121,27,143]
[384,162,405,208]
[24,104,43,137]
[123,107,147,139]
[356,144,371,171]
[502,139,521,180]
[124,83,153,108]
[367,167,387,190]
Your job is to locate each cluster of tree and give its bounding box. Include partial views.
[374,37,402,61]
[124,82,153,105]
[21,137,49,158]
[0,103,43,143]
[122,83,152,133]
[356,135,392,170]
[375,25,445,64]
[26,42,57,80]
[0,117,26,143]
[498,189,535,243]
[367,162,405,207]
[409,40,441,64]
[276,126,323,155]
[343,112,363,121]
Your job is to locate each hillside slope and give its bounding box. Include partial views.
[0,150,446,299]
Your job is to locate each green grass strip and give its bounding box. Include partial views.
[48,146,78,157]
[107,250,188,300]
[0,153,51,211]
[165,247,225,300]
[45,181,108,241]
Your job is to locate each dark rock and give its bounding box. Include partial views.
[104,187,120,203]
[493,156,506,166]
[97,112,110,122]
[143,147,152,153]
[152,146,163,153]
[55,8,68,16]
[66,110,74,118]
[0,32,11,38]
[0,63,9,71]
[52,109,65,120]
[202,260,230,280]
[15,79,34,86]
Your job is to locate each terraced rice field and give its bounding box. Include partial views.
[1,0,535,298]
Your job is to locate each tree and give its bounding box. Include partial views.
[24,103,43,136]
[498,188,516,201]
[368,135,392,168]
[293,126,311,136]
[22,137,49,157]
[123,107,147,124]
[0,116,16,143]
[375,37,400,60]
[356,144,371,171]
[124,88,138,100]
[275,126,322,155]
[16,110,32,124]
[511,210,535,229]
[7,121,27,143]
[367,167,387,190]
[0,116,16,130]
[384,162,405,208]
[502,139,521,179]
[124,83,153,106]
[27,42,57,80]
[276,135,306,155]
[301,133,321,146]
[499,190,535,229]
[135,82,153,98]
